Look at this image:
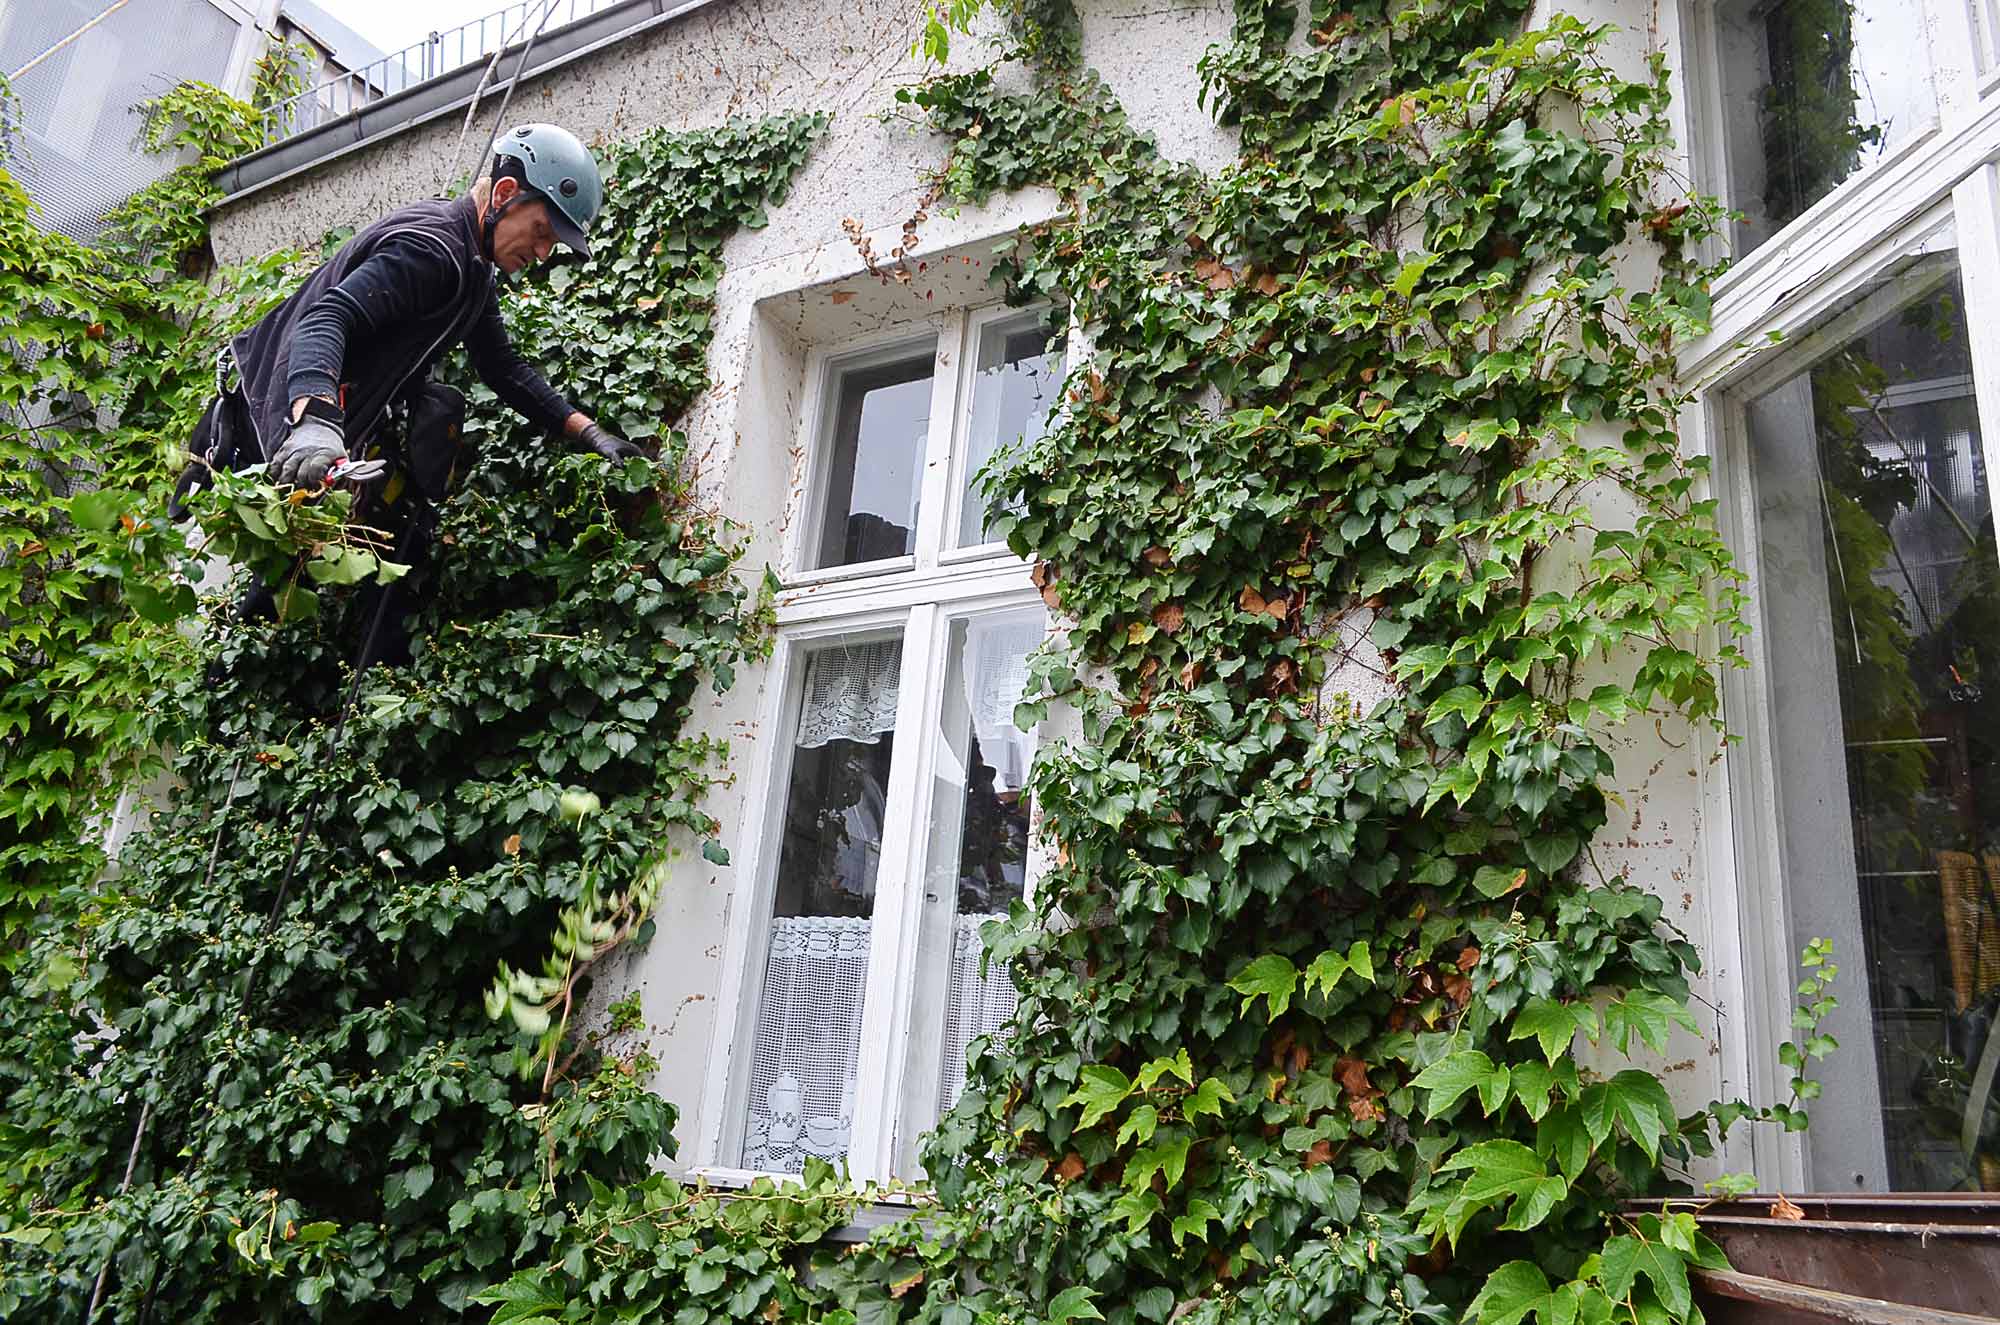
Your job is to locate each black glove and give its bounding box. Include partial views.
[576,421,646,463]
[272,415,347,488]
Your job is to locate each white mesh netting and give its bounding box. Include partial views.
[796,639,903,750]
[938,912,1018,1113]
[741,916,871,1173]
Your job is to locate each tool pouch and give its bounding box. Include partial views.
[169,387,258,519]
[402,381,466,504]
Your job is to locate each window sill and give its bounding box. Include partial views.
[682,1167,932,1245]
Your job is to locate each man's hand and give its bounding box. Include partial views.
[576,421,646,464]
[272,416,347,488]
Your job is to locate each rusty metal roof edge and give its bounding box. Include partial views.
[1694,1268,2000,1325]
[209,0,723,210]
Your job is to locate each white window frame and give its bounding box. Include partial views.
[695,301,1075,1184]
[1677,0,2000,1190]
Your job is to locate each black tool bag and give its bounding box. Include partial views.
[168,387,260,519]
[400,380,466,504]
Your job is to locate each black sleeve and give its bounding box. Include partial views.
[465,285,574,434]
[286,233,462,408]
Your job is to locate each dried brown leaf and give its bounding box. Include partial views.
[1153,602,1186,634]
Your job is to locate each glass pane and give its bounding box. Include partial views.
[1745,231,2000,1191]
[898,608,1042,1172]
[957,311,1064,548]
[1712,0,1936,256]
[811,351,933,570]
[739,634,903,1172]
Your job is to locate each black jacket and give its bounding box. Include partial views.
[229,194,572,460]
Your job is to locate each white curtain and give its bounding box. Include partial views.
[796,639,902,749]
[962,615,1040,792]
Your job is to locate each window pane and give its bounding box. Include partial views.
[958,312,1064,548]
[1744,232,2000,1191]
[899,608,1042,1172]
[740,634,903,1172]
[812,352,933,570]
[1712,0,1935,256]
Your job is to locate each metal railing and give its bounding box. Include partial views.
[259,0,626,142]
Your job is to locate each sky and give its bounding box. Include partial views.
[320,0,547,63]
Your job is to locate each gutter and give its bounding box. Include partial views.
[211,0,723,209]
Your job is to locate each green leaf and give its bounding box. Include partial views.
[1135,1048,1194,1089]
[295,1221,337,1243]
[1510,997,1599,1062]
[1304,940,1373,995]
[1441,1139,1565,1232]
[1228,953,1299,1020]
[1184,1077,1233,1122]
[1047,1285,1105,1322]
[1117,1103,1159,1146]
[1579,1070,1675,1160]
[1599,1230,1692,1319]
[69,489,128,532]
[1062,1065,1134,1129]
[1126,1135,1193,1193]
[1524,830,1581,874]
[1411,1049,1501,1118]
[1471,1262,1607,1325]
[1602,989,1699,1055]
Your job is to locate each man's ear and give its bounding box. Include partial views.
[491,176,520,207]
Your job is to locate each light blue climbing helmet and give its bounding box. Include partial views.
[491,123,604,258]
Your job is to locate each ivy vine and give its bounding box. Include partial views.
[4,2,1820,1323]
[490,1,1789,1322]
[0,99,825,1319]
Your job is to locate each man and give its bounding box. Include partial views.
[186,123,641,662]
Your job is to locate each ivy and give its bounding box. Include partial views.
[5,2,1833,1321]
[466,0,1800,1314]
[0,104,826,1320]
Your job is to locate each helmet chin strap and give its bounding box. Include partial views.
[481,191,525,264]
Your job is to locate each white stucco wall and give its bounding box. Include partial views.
[208,0,1744,1180]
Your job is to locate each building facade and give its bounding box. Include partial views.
[203,0,2000,1209]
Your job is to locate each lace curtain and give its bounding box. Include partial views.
[741,916,870,1173]
[796,639,903,750]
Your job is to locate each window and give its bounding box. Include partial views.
[1693,2,2000,1194]
[1730,222,2000,1190]
[1702,0,1937,256]
[715,303,1066,1180]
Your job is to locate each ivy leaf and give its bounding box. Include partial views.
[1578,1070,1675,1160]
[1425,684,1486,727]
[1510,997,1599,1062]
[1126,1135,1193,1193]
[1523,830,1581,874]
[1599,1231,1692,1319]
[1441,1139,1565,1233]
[69,489,129,532]
[1183,1077,1234,1122]
[470,1275,566,1324]
[1135,1048,1195,1089]
[1169,1198,1220,1247]
[1228,953,1299,1020]
[1046,1286,1105,1323]
[1117,1103,1159,1147]
[1410,1049,1501,1118]
[1473,864,1527,898]
[1062,1065,1134,1130]
[1470,1262,1608,1325]
[1602,989,1699,1054]
[1304,940,1373,995]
